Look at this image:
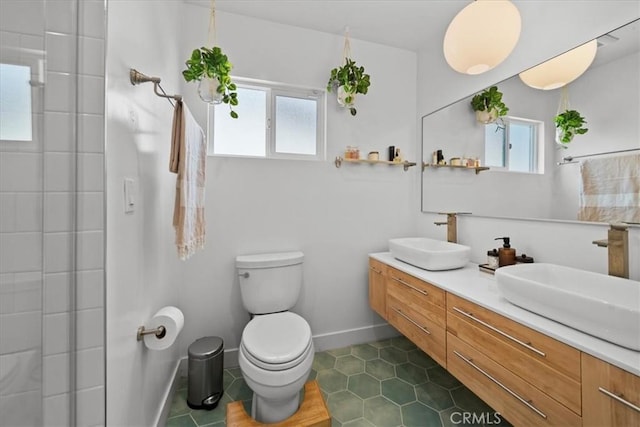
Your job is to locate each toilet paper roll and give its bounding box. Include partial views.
[143,306,184,351]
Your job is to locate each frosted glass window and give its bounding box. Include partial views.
[274,96,317,155]
[484,117,542,174]
[0,63,32,141]
[213,87,267,156]
[209,78,325,160]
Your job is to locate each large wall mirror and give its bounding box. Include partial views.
[421,19,639,224]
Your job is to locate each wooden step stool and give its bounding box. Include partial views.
[226,380,330,427]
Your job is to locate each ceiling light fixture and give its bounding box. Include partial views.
[443,0,521,75]
[518,40,598,90]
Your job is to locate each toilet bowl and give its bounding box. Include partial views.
[238,312,314,423]
[235,251,313,423]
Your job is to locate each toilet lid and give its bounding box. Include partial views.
[242,312,312,366]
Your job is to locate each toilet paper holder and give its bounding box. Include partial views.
[136,325,167,341]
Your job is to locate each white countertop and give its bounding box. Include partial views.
[370,252,640,377]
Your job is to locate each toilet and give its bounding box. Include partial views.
[236,251,314,424]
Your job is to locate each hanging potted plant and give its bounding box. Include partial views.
[470,86,509,124]
[554,109,588,145]
[327,57,371,116]
[182,46,239,118]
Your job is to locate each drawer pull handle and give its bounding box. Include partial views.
[392,276,428,296]
[369,267,382,274]
[452,307,546,358]
[453,350,547,420]
[598,387,640,413]
[393,308,431,335]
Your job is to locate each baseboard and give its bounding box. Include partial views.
[155,358,183,427]
[221,322,399,368]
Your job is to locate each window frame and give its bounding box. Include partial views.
[484,115,544,174]
[207,77,326,161]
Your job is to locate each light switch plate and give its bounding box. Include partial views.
[124,177,136,214]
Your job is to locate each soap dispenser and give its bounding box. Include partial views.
[494,237,516,267]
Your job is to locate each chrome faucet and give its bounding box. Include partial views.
[592,223,629,278]
[434,212,470,243]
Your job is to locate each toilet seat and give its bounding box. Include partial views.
[241,312,312,371]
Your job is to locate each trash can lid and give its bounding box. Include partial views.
[189,336,224,359]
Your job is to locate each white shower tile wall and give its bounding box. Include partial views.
[0,0,106,425]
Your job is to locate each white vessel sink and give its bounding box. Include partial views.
[389,237,470,271]
[495,263,640,350]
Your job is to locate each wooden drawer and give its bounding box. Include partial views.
[386,266,445,310]
[582,353,640,427]
[447,333,582,427]
[368,258,387,319]
[387,293,446,367]
[447,293,581,415]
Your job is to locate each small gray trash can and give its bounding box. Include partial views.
[187,336,224,410]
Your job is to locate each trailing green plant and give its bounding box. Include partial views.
[554,109,588,143]
[182,46,238,118]
[470,86,509,118]
[327,58,371,116]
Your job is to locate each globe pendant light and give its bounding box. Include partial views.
[518,40,598,90]
[443,0,522,75]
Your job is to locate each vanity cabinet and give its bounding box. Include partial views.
[368,258,387,319]
[367,257,640,427]
[385,266,447,367]
[446,294,582,426]
[446,294,581,415]
[582,353,640,426]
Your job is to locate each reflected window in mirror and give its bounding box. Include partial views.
[484,117,543,174]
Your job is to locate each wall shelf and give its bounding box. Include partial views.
[422,163,490,175]
[335,156,417,171]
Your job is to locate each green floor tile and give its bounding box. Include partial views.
[391,336,417,351]
[189,394,230,426]
[379,346,408,365]
[407,349,439,369]
[336,355,365,375]
[327,390,364,423]
[343,418,375,427]
[313,351,337,371]
[167,339,496,427]
[368,339,394,349]
[328,346,352,357]
[365,359,395,380]
[450,386,494,413]
[223,369,235,390]
[348,373,380,399]
[351,343,379,361]
[363,396,401,427]
[317,369,348,393]
[381,378,416,405]
[401,401,442,427]
[166,414,197,427]
[415,382,455,411]
[226,377,253,401]
[168,388,191,418]
[395,362,428,385]
[427,365,462,389]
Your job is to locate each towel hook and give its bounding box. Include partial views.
[130,68,182,107]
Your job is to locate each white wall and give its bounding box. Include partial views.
[105,2,186,426]
[177,7,418,357]
[417,2,640,281]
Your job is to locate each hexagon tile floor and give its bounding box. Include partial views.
[166,336,512,427]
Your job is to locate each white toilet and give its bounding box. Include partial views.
[236,251,314,424]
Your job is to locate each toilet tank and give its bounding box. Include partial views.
[236,251,304,315]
